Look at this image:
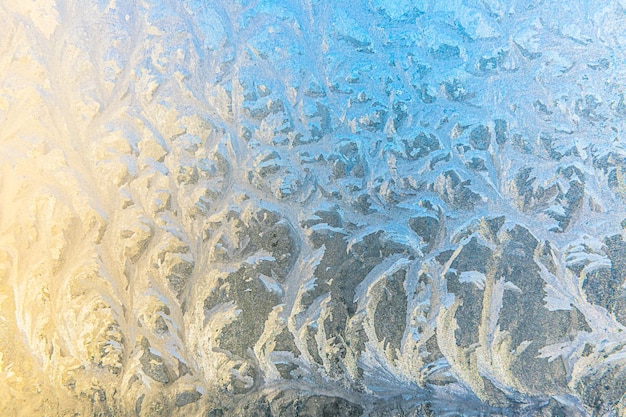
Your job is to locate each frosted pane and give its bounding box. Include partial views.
[1,1,626,415]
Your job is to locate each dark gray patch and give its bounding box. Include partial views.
[277,394,364,417]
[578,366,626,415]
[493,226,578,392]
[448,237,493,346]
[274,327,300,356]
[409,215,440,251]
[373,269,407,358]
[469,125,491,150]
[584,234,626,325]
[403,132,440,160]
[465,156,487,171]
[140,349,174,385]
[216,268,280,357]
[175,390,202,407]
[206,409,224,417]
[494,119,508,144]
[276,363,299,379]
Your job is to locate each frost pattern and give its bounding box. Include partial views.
[1,0,626,416]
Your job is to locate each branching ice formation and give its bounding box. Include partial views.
[1,0,626,416]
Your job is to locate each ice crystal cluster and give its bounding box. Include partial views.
[2,0,626,416]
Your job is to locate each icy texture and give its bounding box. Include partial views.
[2,0,626,416]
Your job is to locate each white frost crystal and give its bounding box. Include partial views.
[2,0,626,416]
